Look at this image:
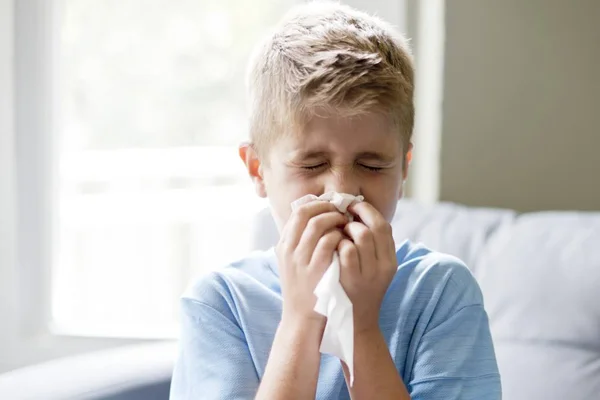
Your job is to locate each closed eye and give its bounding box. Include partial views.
[360,164,384,172]
[302,163,327,171]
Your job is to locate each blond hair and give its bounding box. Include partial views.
[247,1,414,159]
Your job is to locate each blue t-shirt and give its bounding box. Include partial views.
[170,240,501,399]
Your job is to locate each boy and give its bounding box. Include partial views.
[170,2,501,399]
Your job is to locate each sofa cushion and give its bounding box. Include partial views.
[390,200,516,271]
[476,211,600,400]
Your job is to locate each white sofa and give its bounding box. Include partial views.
[1,200,599,399]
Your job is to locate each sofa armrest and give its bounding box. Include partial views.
[0,341,177,400]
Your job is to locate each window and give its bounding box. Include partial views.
[52,0,292,338]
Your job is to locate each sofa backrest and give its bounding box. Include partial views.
[476,211,600,400]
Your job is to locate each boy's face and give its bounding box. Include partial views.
[241,113,410,231]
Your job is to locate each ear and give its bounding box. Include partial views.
[239,142,267,198]
[402,142,413,180]
[399,142,413,199]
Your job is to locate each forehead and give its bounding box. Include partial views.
[280,112,403,157]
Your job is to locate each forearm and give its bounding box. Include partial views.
[255,317,324,400]
[342,328,410,400]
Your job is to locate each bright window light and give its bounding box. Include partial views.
[52,0,290,338]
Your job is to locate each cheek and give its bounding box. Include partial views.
[382,199,399,222]
[374,195,398,222]
[363,176,401,222]
[265,171,317,232]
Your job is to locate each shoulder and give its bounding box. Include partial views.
[390,243,500,395]
[388,241,484,320]
[180,249,279,318]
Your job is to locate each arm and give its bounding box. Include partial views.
[342,202,500,399]
[255,318,324,400]
[256,201,348,399]
[341,328,410,400]
[171,202,346,399]
[339,201,410,400]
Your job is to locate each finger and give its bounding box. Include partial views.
[297,211,348,261]
[343,221,376,276]
[310,229,344,271]
[282,201,338,249]
[338,238,360,280]
[347,201,391,233]
[347,201,394,257]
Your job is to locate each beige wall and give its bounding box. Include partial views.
[440,0,600,212]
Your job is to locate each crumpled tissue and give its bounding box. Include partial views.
[290,191,364,386]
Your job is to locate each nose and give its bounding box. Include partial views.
[323,168,361,196]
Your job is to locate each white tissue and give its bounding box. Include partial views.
[290,192,364,386]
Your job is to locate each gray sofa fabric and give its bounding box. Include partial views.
[477,211,600,400]
[0,342,176,399]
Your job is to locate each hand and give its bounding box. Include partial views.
[276,201,349,329]
[338,201,397,334]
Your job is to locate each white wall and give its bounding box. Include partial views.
[439,0,600,212]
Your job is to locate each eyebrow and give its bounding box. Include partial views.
[289,150,397,163]
[288,150,327,161]
[355,151,397,163]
